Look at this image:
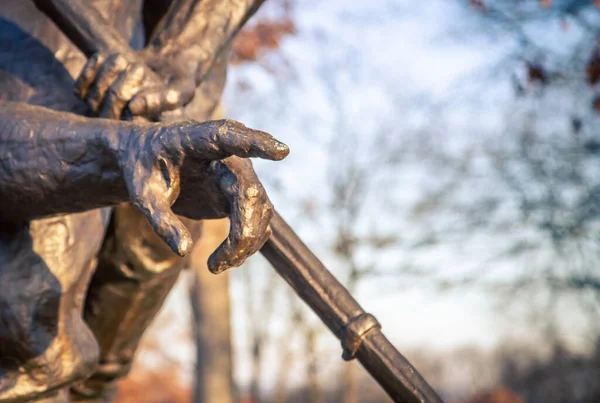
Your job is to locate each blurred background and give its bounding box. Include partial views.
[113,1,600,402]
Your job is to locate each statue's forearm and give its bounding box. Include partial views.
[147,0,264,80]
[0,102,130,221]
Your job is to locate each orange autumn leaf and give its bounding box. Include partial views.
[593,96,600,114]
[587,41,600,85]
[462,386,525,403]
[469,0,487,13]
[231,19,296,64]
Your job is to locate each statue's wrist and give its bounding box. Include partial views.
[94,121,144,197]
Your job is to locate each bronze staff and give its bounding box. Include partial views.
[35,1,443,401]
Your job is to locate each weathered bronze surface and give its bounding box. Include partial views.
[0,1,282,401]
[0,1,442,402]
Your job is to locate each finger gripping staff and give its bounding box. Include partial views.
[33,0,180,121]
[34,1,444,401]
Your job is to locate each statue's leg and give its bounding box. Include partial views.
[69,42,229,403]
[69,205,203,402]
[0,210,110,403]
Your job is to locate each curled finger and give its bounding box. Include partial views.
[207,159,274,274]
[75,52,106,100]
[126,158,191,256]
[137,198,193,257]
[127,81,192,118]
[99,63,146,120]
[86,53,129,113]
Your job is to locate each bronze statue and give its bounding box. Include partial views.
[0,1,443,402]
[0,1,287,401]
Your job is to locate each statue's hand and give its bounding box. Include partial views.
[75,50,196,120]
[119,119,289,273]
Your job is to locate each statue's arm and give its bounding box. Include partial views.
[145,0,265,81]
[71,0,265,120]
[0,101,129,221]
[0,101,288,261]
[93,0,265,118]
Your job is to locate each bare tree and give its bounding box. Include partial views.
[189,219,235,403]
[390,2,600,400]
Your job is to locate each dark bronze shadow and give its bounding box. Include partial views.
[0,223,61,383]
[0,17,87,113]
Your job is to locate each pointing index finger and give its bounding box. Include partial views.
[211,120,290,161]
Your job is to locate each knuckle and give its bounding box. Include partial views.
[165,88,180,106]
[206,121,225,145]
[220,119,246,133]
[145,92,162,110]
[244,184,262,199]
[110,76,141,103]
[114,53,128,67]
[128,64,146,82]
[241,231,259,246]
[227,119,246,132]
[216,119,249,148]
[218,119,231,133]
[100,53,128,76]
[96,51,110,62]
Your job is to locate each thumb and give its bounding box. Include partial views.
[127,166,192,256]
[133,196,193,256]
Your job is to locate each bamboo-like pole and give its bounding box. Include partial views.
[262,213,442,403]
